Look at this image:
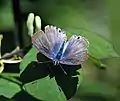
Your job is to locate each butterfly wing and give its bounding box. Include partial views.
[32,25,67,60]
[60,35,89,65]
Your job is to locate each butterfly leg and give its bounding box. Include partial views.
[58,64,67,75]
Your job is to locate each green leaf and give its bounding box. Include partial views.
[20,47,83,100]
[20,47,38,73]
[0,76,21,98]
[23,76,66,101]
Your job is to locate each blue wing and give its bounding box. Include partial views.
[32,25,67,60]
[60,35,89,65]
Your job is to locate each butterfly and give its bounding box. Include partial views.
[32,25,89,65]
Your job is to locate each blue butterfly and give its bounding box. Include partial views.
[32,25,89,65]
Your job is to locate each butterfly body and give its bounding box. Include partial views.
[32,25,89,65]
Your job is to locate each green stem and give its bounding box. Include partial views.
[0,73,20,77]
[88,54,106,69]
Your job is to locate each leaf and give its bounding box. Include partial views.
[0,76,21,99]
[13,90,43,101]
[23,76,66,101]
[20,47,83,100]
[0,96,13,101]
[20,47,38,73]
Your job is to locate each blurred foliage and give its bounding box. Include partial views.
[0,0,120,101]
[107,0,120,55]
[0,0,14,30]
[20,0,118,59]
[20,0,109,39]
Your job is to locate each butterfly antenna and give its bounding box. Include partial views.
[58,64,67,75]
[37,60,52,64]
